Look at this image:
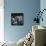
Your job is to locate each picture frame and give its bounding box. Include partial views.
[11,13,24,25]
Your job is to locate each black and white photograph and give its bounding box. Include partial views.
[11,13,24,25]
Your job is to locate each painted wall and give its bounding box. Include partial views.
[4,0,40,42]
[40,0,46,27]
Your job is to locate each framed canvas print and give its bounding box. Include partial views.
[11,13,24,25]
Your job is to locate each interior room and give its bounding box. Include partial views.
[0,0,46,46]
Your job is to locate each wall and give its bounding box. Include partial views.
[0,0,4,42]
[4,0,40,42]
[40,0,46,26]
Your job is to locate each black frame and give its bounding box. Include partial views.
[11,13,24,25]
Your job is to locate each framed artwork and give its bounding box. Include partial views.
[11,13,24,25]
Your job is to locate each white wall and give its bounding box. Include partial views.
[40,0,46,27]
[0,0,4,42]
